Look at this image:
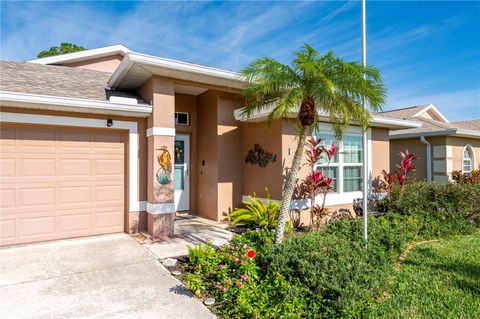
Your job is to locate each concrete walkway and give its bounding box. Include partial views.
[143,215,234,259]
[0,233,215,319]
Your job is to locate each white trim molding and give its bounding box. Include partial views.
[29,44,130,65]
[146,127,176,137]
[0,91,152,117]
[146,202,176,215]
[0,112,141,213]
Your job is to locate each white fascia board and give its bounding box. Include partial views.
[412,104,450,123]
[234,107,422,129]
[108,52,243,89]
[389,129,457,139]
[0,91,152,117]
[28,45,130,65]
[455,130,480,138]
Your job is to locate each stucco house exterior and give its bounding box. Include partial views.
[378,104,479,182]
[0,45,419,246]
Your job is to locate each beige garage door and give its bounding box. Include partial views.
[0,124,125,246]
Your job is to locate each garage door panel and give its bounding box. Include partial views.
[1,189,16,209]
[20,215,56,238]
[58,158,92,176]
[94,158,124,176]
[20,158,56,177]
[18,128,56,148]
[58,186,91,204]
[59,213,92,233]
[1,159,16,179]
[94,209,124,231]
[0,124,125,246]
[0,219,16,240]
[58,131,93,149]
[19,187,56,207]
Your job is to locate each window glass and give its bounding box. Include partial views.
[463,147,472,173]
[343,135,363,163]
[343,167,362,192]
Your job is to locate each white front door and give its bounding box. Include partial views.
[174,134,190,211]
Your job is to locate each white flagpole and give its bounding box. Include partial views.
[362,0,368,246]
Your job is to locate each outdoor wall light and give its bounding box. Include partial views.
[106,119,113,127]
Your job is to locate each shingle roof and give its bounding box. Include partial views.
[377,105,431,120]
[0,61,145,103]
[384,109,480,137]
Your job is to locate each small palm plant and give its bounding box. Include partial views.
[241,44,386,243]
[227,191,280,229]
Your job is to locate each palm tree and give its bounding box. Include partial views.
[240,44,386,243]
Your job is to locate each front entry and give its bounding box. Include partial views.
[174,134,190,211]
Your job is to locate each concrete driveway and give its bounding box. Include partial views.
[0,234,215,319]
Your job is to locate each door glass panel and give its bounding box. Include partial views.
[174,165,184,190]
[174,140,185,190]
[174,141,184,164]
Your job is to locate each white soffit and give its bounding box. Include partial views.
[174,84,208,95]
[108,52,243,90]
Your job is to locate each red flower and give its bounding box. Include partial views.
[247,249,255,259]
[237,282,243,288]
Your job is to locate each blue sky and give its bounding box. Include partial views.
[1,1,479,121]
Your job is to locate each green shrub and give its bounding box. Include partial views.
[378,181,480,225]
[185,237,258,302]
[226,192,280,229]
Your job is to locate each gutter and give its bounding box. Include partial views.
[420,136,432,181]
[0,91,152,117]
[391,129,480,140]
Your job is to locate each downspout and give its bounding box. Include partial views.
[420,136,432,181]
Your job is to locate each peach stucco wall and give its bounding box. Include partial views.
[63,54,124,73]
[197,91,219,220]
[390,136,446,180]
[0,106,148,234]
[242,120,283,199]
[448,136,480,172]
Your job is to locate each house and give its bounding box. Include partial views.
[378,104,480,182]
[0,45,419,246]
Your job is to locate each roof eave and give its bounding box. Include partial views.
[107,52,244,90]
[234,108,422,129]
[0,90,152,118]
[28,45,130,65]
[390,129,480,140]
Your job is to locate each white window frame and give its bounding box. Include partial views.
[462,145,474,174]
[306,124,372,206]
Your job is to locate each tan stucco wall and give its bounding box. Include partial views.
[197,91,219,220]
[390,136,447,180]
[242,120,283,199]
[175,93,198,214]
[217,92,244,218]
[64,54,124,73]
[371,128,390,178]
[0,106,148,233]
[447,136,480,172]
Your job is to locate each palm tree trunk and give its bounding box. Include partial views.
[275,125,309,244]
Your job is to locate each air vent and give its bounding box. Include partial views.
[175,112,190,125]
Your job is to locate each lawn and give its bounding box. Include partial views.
[373,231,480,319]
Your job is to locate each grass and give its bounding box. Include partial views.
[373,231,480,319]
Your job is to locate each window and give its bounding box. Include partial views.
[175,112,189,125]
[315,133,363,194]
[462,146,473,174]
